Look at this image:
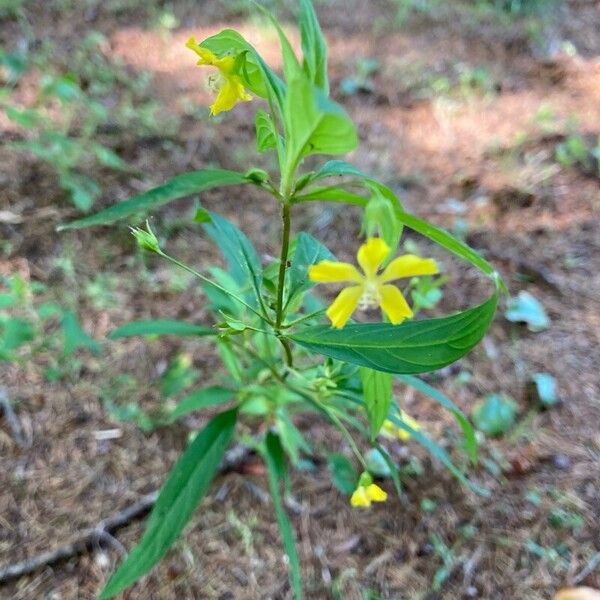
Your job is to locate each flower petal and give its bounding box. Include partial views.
[210,77,251,115]
[379,284,413,325]
[365,484,387,502]
[379,419,397,439]
[326,286,363,328]
[186,38,217,64]
[357,238,390,278]
[380,255,439,283]
[350,486,371,507]
[397,410,420,442]
[308,261,363,283]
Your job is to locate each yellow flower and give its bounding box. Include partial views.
[186,37,252,116]
[350,472,388,508]
[381,411,421,442]
[308,238,438,328]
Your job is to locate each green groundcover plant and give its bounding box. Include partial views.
[59,2,504,597]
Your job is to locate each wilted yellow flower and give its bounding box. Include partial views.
[381,411,421,442]
[350,472,388,508]
[186,37,252,115]
[308,238,438,328]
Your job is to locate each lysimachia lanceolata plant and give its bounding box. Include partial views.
[59,2,504,597]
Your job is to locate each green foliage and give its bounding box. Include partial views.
[0,32,173,212]
[0,274,100,373]
[63,2,501,596]
[60,170,249,229]
[263,432,302,600]
[99,409,237,599]
[360,368,392,439]
[109,319,215,339]
[289,294,498,374]
[472,393,517,437]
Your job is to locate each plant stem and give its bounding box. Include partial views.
[274,201,294,368]
[275,202,291,328]
[160,252,271,324]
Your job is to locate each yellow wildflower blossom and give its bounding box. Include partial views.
[350,472,388,508]
[308,237,438,328]
[186,37,252,116]
[381,411,421,442]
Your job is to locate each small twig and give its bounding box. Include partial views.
[573,551,600,584]
[0,387,29,449]
[0,443,251,583]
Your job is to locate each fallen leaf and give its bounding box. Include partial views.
[555,587,600,600]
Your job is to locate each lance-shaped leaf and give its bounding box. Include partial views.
[360,367,392,440]
[387,406,488,496]
[99,409,237,599]
[299,0,328,94]
[169,386,234,422]
[263,432,303,600]
[202,211,263,307]
[109,319,215,339]
[58,170,248,230]
[397,374,477,463]
[288,293,497,374]
[255,110,278,152]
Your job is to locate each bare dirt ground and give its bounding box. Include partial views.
[1,1,599,599]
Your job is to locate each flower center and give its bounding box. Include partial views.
[358,279,380,310]
[207,73,225,93]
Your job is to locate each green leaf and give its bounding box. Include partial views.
[293,185,368,206]
[327,452,357,495]
[0,318,34,354]
[60,173,101,212]
[169,386,233,421]
[284,77,357,174]
[311,159,367,182]
[360,367,392,440]
[397,374,477,463]
[5,106,42,129]
[62,311,101,356]
[99,409,237,599]
[58,170,248,230]
[276,410,312,465]
[109,319,215,339]
[217,339,243,384]
[263,432,302,600]
[395,210,503,288]
[202,211,263,307]
[158,354,198,398]
[289,293,497,374]
[285,232,334,308]
[92,144,128,171]
[505,291,550,332]
[252,2,303,84]
[387,407,488,496]
[255,110,277,152]
[363,188,402,256]
[299,0,328,93]
[472,393,517,437]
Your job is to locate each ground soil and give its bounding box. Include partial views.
[1,1,599,599]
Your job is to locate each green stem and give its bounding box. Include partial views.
[275,202,292,328]
[160,252,272,324]
[282,308,326,329]
[274,202,294,368]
